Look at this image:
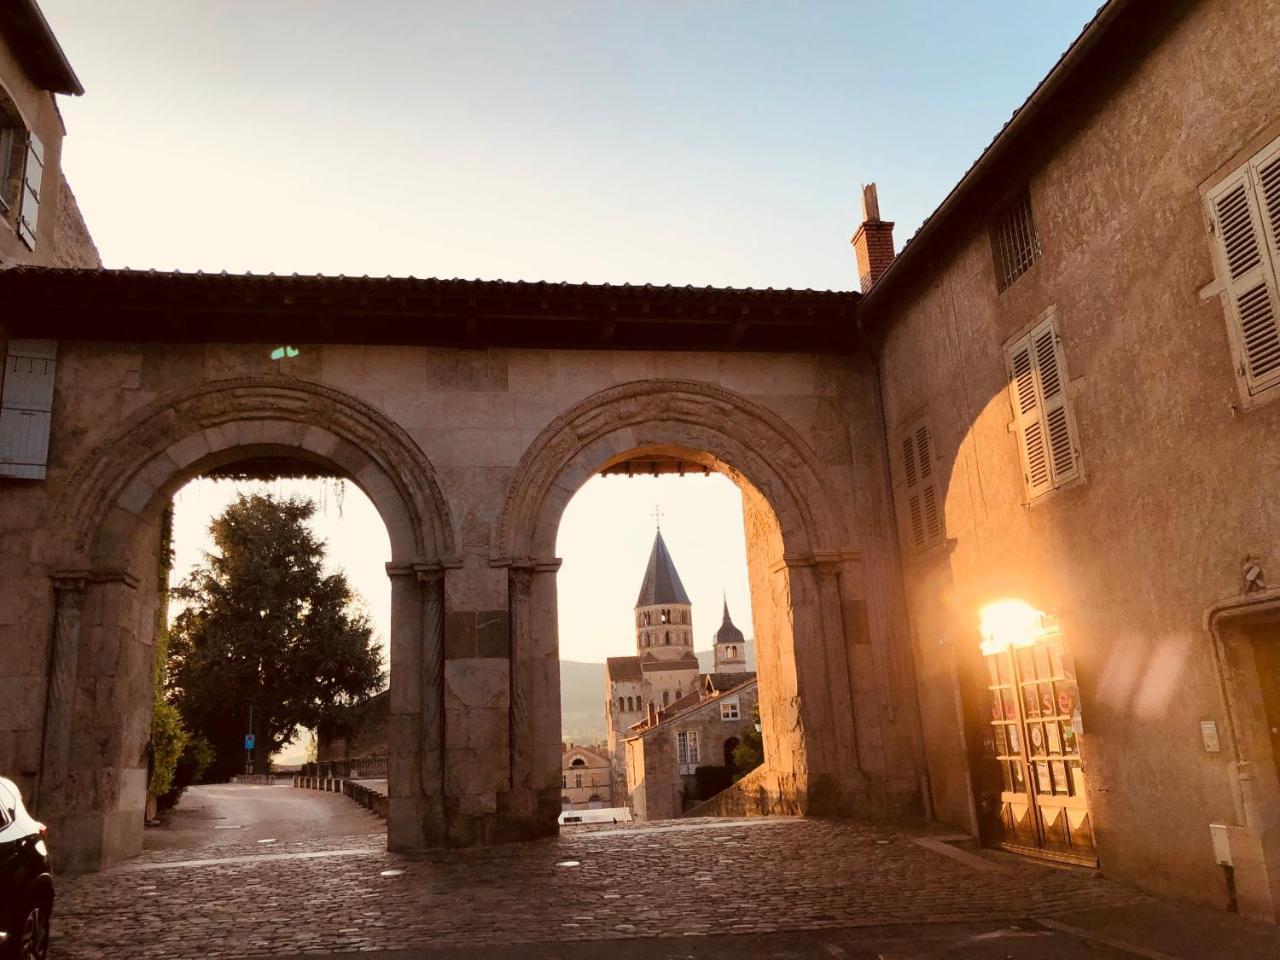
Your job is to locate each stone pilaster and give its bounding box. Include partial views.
[37,572,88,818]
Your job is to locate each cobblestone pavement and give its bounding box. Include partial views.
[50,814,1172,959]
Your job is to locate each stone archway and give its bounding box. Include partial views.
[494,379,874,829]
[39,377,456,871]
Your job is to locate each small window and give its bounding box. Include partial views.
[574,772,583,788]
[661,609,670,624]
[990,187,1042,292]
[721,700,740,721]
[1205,136,1280,399]
[1005,310,1081,500]
[677,730,700,765]
[570,757,586,767]
[662,690,670,707]
[896,418,943,551]
[561,775,567,789]
[664,631,670,645]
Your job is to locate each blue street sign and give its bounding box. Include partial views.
[244,734,256,750]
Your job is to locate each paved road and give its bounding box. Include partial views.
[142,782,383,853]
[52,798,1280,960]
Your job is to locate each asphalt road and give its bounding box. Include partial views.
[143,781,383,852]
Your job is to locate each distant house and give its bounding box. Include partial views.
[560,743,612,810]
[624,672,759,821]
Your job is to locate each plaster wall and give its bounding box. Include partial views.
[874,0,1280,912]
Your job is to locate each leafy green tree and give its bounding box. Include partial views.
[168,493,384,779]
[732,704,764,780]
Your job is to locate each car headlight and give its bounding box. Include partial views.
[35,839,47,857]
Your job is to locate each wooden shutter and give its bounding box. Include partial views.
[1007,315,1080,499]
[16,133,43,248]
[0,339,57,479]
[1207,163,1280,395]
[1031,319,1079,486]
[1007,334,1053,499]
[898,419,942,550]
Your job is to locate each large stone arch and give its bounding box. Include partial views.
[39,377,456,871]
[494,379,874,828]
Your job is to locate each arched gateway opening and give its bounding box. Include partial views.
[39,378,454,872]
[496,380,875,833]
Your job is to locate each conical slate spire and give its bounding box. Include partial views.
[715,596,745,645]
[635,530,691,607]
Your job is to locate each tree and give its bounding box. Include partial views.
[168,493,384,779]
[732,705,764,780]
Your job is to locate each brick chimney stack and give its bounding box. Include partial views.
[851,183,895,293]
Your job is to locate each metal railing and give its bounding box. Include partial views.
[299,755,387,780]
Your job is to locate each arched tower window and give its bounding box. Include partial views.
[618,696,625,712]
[662,690,670,706]
[661,608,670,624]
[664,631,670,645]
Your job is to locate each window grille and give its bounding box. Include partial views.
[991,188,1042,291]
[721,701,740,721]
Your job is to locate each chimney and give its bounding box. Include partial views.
[850,183,895,293]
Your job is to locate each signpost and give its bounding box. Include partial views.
[245,704,255,775]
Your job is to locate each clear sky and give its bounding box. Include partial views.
[42,0,1099,290]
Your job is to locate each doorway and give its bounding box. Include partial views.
[977,631,1096,865]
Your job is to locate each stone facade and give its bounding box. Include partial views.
[1,0,1276,925]
[560,743,611,810]
[859,0,1280,920]
[624,676,759,821]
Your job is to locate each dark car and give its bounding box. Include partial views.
[0,777,52,960]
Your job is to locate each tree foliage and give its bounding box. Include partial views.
[732,705,764,780]
[168,493,384,780]
[148,506,191,805]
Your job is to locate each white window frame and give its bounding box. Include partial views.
[720,699,740,722]
[676,730,700,766]
[1204,134,1280,403]
[1004,308,1082,502]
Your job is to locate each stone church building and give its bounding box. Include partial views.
[4,0,1280,924]
[604,529,750,803]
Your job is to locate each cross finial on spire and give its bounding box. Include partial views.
[652,505,663,530]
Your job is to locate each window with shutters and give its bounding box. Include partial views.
[896,417,943,552]
[990,187,1042,292]
[1005,312,1081,501]
[0,340,57,480]
[1205,135,1280,400]
[0,91,25,219]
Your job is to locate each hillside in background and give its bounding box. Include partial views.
[559,646,757,745]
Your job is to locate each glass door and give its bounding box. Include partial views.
[980,632,1096,865]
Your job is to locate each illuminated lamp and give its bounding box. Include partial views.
[978,599,1051,656]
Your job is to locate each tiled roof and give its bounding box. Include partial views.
[704,671,757,694]
[641,655,699,673]
[635,530,691,607]
[0,267,858,355]
[605,656,642,682]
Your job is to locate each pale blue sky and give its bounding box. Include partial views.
[116,3,1099,672]
[43,0,1098,289]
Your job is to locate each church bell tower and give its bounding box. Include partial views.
[634,529,694,660]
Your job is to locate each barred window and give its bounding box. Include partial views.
[991,188,1042,291]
